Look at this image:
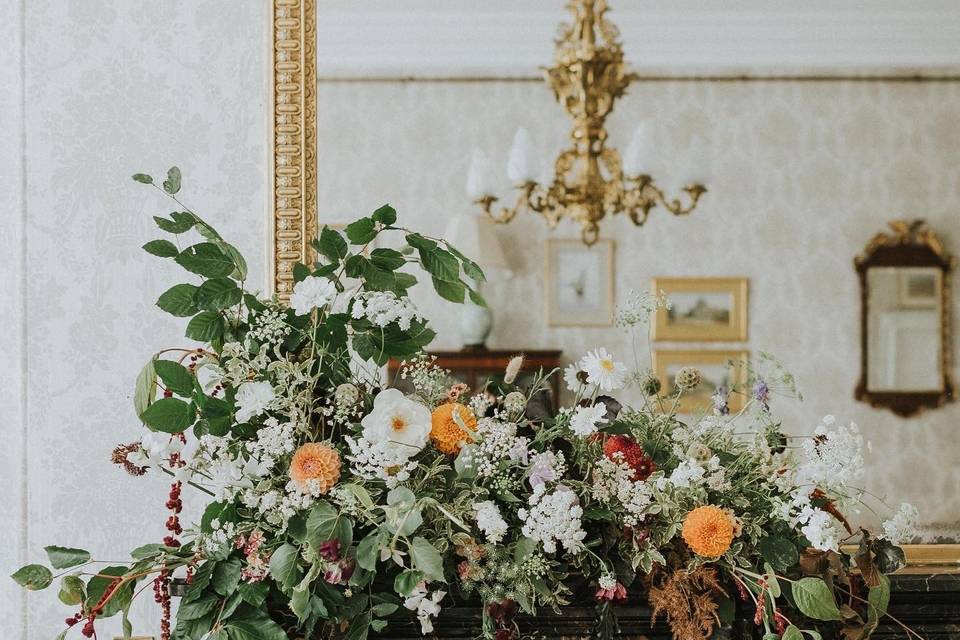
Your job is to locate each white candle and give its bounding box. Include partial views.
[466,148,492,199]
[506,127,537,183]
[623,123,655,176]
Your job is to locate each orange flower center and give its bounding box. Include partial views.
[391,415,407,432]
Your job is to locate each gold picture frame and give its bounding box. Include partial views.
[544,239,615,327]
[653,349,749,414]
[651,277,748,341]
[268,1,960,571]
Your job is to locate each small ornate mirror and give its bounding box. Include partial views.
[855,220,955,416]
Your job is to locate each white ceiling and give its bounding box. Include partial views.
[315,0,960,78]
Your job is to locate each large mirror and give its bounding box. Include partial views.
[855,220,955,416]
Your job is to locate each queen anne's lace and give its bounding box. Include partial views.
[352,291,423,330]
[518,485,586,554]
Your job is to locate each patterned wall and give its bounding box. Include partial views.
[317,79,960,536]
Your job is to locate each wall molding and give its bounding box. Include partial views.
[316,1,960,79]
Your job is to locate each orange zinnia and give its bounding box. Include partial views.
[682,505,734,557]
[289,443,341,494]
[430,403,477,455]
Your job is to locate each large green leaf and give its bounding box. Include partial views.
[224,613,289,640]
[268,543,302,591]
[371,204,397,226]
[345,217,377,244]
[85,565,131,617]
[867,574,891,624]
[315,226,348,262]
[57,575,85,605]
[44,546,90,570]
[142,239,179,258]
[420,247,460,282]
[369,248,406,271]
[10,564,52,590]
[133,358,157,416]
[153,360,194,397]
[791,577,842,621]
[175,243,235,278]
[212,557,241,596]
[356,531,382,572]
[186,311,225,342]
[194,278,242,311]
[306,501,353,548]
[156,283,200,317]
[409,537,444,582]
[431,277,466,303]
[140,397,194,433]
[394,570,424,597]
[178,593,218,620]
[162,166,182,194]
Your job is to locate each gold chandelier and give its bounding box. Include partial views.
[470,0,707,245]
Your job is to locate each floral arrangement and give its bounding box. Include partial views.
[13,169,919,640]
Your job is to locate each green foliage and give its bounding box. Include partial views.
[758,535,800,572]
[143,239,179,258]
[157,283,200,317]
[140,397,194,432]
[10,564,53,590]
[867,574,891,624]
[791,577,843,621]
[154,360,194,397]
[163,166,182,195]
[44,546,91,570]
[409,537,444,582]
[175,243,235,279]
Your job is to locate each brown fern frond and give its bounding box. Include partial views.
[648,565,725,640]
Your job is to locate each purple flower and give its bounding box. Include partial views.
[752,380,770,410]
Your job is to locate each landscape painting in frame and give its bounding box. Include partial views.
[545,239,615,326]
[652,277,748,341]
[654,349,749,414]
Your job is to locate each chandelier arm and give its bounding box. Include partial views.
[475,182,543,225]
[647,180,708,217]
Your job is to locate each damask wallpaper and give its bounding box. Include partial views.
[5,2,960,638]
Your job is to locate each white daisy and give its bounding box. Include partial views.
[580,348,628,392]
[563,362,596,395]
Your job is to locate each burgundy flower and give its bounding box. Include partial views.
[318,539,341,561]
[595,582,628,603]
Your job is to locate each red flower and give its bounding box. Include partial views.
[595,581,628,603]
[318,539,341,561]
[602,435,656,481]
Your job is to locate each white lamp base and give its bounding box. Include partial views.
[459,302,492,348]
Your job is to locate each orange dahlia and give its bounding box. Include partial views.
[430,403,477,455]
[289,443,341,493]
[682,505,734,557]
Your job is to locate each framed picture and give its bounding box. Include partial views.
[545,239,615,326]
[653,349,749,414]
[897,268,940,308]
[651,277,748,341]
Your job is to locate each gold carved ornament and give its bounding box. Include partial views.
[476,0,706,245]
[271,0,317,302]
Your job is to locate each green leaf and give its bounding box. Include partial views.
[58,575,85,605]
[371,602,399,617]
[175,243,235,278]
[315,226,349,262]
[237,580,268,607]
[154,360,194,397]
[293,262,311,283]
[420,247,460,282]
[186,311,225,342]
[867,573,891,624]
[356,532,382,572]
[306,501,353,548]
[871,539,907,574]
[212,557,241,596]
[156,283,200,317]
[163,166,182,194]
[143,239,179,258]
[132,173,153,184]
[154,212,195,234]
[44,546,91,570]
[405,233,437,251]
[369,247,406,271]
[268,543,302,591]
[372,204,397,226]
[409,537,444,582]
[432,277,466,303]
[133,358,157,417]
[85,565,131,617]
[781,627,803,640]
[140,397,194,433]
[792,577,842,621]
[513,537,537,565]
[468,288,486,306]
[194,278,242,311]
[178,593,218,620]
[758,536,800,572]
[446,244,486,282]
[225,617,289,640]
[394,569,424,597]
[345,217,377,244]
[201,501,237,533]
[11,564,52,590]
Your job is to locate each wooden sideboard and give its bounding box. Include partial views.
[387,349,563,401]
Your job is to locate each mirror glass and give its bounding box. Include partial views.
[866,267,943,392]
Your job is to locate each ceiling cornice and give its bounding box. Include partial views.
[316,1,960,79]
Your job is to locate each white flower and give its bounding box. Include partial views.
[351,291,423,330]
[235,381,276,423]
[798,506,842,551]
[563,362,595,395]
[570,402,607,437]
[403,583,446,635]
[591,456,654,527]
[289,275,337,316]
[882,503,919,544]
[345,435,419,488]
[360,388,431,455]
[473,500,508,543]
[580,348,628,392]
[518,485,586,554]
[793,416,865,497]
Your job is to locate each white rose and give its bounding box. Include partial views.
[235,381,275,423]
[361,388,431,456]
[289,275,337,316]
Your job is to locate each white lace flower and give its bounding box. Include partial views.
[289,275,337,316]
[344,435,419,488]
[473,500,508,543]
[360,389,431,455]
[882,503,919,544]
[570,402,607,437]
[798,506,842,551]
[235,380,276,423]
[351,291,423,331]
[580,348,628,392]
[518,485,586,554]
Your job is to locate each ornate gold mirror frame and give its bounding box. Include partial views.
[269,0,317,301]
[267,0,959,571]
